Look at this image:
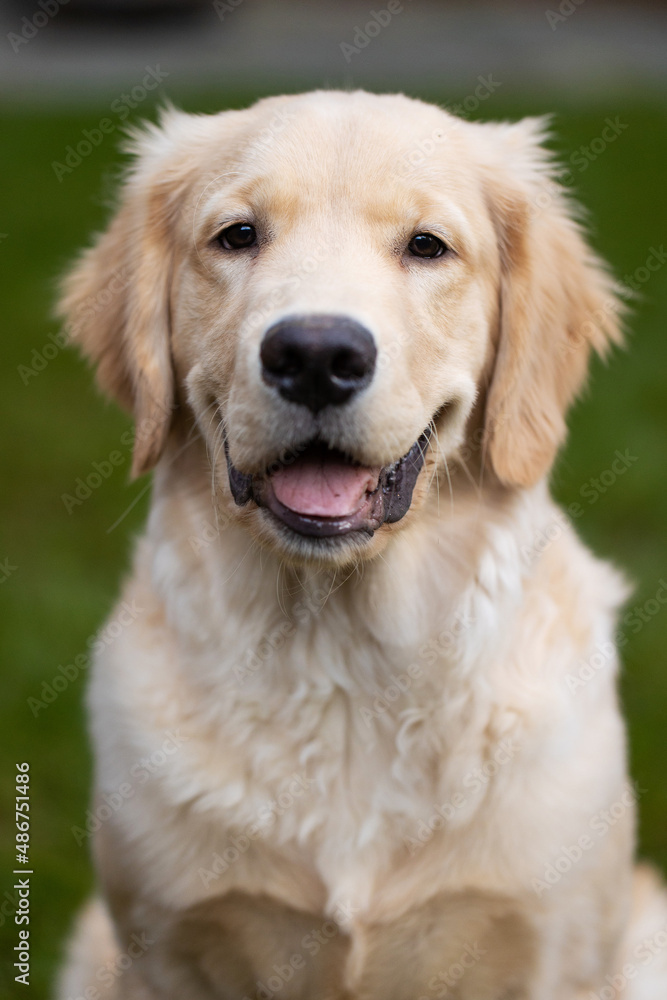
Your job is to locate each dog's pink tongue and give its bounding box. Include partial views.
[271,452,380,517]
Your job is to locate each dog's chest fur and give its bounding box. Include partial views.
[84,483,637,999]
[93,482,627,938]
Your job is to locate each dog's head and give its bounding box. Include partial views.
[60,91,622,566]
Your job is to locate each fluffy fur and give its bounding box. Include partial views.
[57,91,667,999]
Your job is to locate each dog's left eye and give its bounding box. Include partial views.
[408,233,447,258]
[217,223,257,250]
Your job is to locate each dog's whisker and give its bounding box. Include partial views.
[209,414,232,520]
[429,420,455,515]
[425,420,441,516]
[455,450,482,499]
[277,558,299,620]
[326,562,357,600]
[440,449,454,515]
[216,536,258,588]
[210,407,227,480]
[429,420,443,514]
[198,400,224,500]
[317,569,338,611]
[292,565,306,599]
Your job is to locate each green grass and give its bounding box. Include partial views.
[0,88,666,998]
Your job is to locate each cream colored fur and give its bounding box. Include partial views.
[56,91,667,1000]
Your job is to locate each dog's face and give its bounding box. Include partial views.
[179,94,499,563]
[61,92,621,566]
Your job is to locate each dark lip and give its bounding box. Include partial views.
[224,428,432,540]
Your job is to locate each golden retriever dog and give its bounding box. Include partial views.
[57,91,667,1000]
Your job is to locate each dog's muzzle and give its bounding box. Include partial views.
[224,314,431,539]
[225,430,431,539]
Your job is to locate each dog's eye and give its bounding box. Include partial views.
[408,233,447,259]
[217,223,257,250]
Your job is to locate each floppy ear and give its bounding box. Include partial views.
[58,111,195,477]
[480,118,625,488]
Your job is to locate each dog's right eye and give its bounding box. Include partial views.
[408,233,448,259]
[216,223,257,250]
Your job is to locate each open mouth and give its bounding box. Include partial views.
[225,429,432,538]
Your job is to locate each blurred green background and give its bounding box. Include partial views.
[1,3,667,996]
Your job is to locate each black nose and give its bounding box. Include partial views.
[260,315,377,412]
